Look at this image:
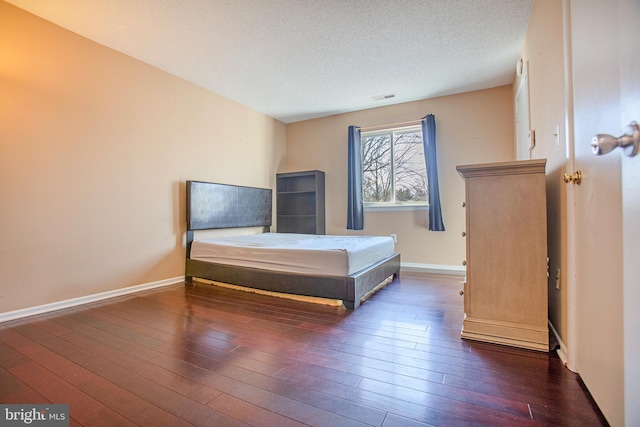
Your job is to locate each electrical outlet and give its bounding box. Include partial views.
[546,257,550,278]
[390,234,397,243]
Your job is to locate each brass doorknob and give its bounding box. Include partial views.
[562,170,582,185]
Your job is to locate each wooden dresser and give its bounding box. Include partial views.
[456,159,549,351]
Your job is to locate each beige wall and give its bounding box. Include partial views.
[516,0,568,345]
[284,87,515,267]
[0,2,287,314]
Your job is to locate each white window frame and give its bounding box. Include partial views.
[361,125,429,211]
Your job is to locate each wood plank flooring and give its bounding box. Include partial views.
[0,273,607,426]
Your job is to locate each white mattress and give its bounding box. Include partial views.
[190,233,395,276]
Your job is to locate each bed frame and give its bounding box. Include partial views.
[185,180,400,309]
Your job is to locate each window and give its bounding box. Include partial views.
[362,126,428,209]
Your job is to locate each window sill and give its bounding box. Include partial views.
[364,204,429,212]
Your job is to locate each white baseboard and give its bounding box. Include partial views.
[401,262,466,277]
[549,319,573,371]
[0,276,185,323]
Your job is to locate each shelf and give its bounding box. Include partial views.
[277,190,316,195]
[276,170,325,234]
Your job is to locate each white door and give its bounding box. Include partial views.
[618,2,640,426]
[515,61,531,160]
[569,0,640,425]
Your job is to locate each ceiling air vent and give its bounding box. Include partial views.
[372,94,395,101]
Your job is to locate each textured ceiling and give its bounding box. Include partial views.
[7,0,534,123]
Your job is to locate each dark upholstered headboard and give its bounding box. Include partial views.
[186,181,272,231]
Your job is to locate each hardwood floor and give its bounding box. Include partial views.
[0,273,607,426]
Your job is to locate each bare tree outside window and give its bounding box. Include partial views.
[362,126,428,206]
[362,133,392,202]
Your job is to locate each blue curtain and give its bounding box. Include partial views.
[347,125,364,230]
[422,115,445,231]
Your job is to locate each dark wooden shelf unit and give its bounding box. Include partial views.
[276,170,325,234]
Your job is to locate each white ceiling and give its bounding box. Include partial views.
[7,0,534,124]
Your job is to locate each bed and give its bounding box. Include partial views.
[185,180,401,309]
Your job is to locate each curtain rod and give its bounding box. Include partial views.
[359,118,423,132]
